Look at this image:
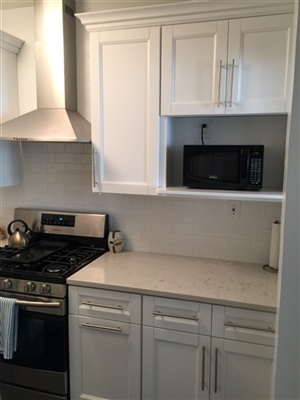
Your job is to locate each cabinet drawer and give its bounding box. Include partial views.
[212,305,276,346]
[143,295,211,335]
[69,286,141,324]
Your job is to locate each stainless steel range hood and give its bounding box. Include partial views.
[0,0,91,142]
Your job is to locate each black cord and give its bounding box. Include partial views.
[201,123,207,145]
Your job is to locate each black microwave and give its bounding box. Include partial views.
[183,145,264,190]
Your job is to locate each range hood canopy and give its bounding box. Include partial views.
[0,0,91,142]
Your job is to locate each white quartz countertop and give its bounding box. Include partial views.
[67,251,278,312]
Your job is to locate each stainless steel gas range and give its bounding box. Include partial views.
[0,208,109,400]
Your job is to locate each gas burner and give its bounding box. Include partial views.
[0,209,108,285]
[45,265,69,274]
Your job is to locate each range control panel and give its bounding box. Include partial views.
[41,213,76,227]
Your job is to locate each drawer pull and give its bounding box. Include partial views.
[82,301,123,311]
[152,311,198,321]
[224,321,275,333]
[80,322,122,332]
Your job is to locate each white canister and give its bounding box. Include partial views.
[108,230,124,253]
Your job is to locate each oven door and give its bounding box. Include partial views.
[0,292,68,400]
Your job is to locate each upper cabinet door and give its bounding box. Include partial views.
[227,14,293,114]
[90,27,160,194]
[161,21,228,116]
[161,14,293,116]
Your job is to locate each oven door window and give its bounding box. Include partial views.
[1,309,68,372]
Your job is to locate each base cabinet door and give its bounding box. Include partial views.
[69,315,141,400]
[142,326,210,400]
[210,337,274,400]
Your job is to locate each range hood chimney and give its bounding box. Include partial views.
[0,0,91,142]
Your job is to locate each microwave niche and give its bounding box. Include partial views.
[183,145,264,190]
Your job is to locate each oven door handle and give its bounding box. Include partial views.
[15,300,61,308]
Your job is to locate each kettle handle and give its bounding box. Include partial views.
[7,219,30,236]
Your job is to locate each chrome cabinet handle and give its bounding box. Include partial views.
[217,59,223,108]
[82,301,123,311]
[152,311,198,321]
[201,345,206,391]
[80,322,122,333]
[229,58,235,107]
[224,321,275,333]
[92,147,97,188]
[214,347,219,394]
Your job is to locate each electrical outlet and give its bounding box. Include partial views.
[197,119,212,141]
[228,201,241,218]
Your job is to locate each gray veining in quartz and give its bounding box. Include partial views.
[67,251,278,312]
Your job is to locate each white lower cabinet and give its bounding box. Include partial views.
[69,288,276,400]
[142,296,212,400]
[210,337,274,400]
[68,286,141,400]
[143,327,210,400]
[211,305,276,400]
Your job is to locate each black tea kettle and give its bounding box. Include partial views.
[7,219,32,248]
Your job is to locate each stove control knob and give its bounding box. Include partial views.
[1,279,12,290]
[39,283,51,295]
[24,281,36,293]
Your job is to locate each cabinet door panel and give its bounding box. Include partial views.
[143,326,210,400]
[91,27,160,194]
[161,21,228,115]
[69,315,141,400]
[228,14,293,114]
[211,337,274,400]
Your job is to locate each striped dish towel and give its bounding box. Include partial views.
[0,297,19,359]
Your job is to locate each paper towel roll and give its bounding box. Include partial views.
[268,220,281,270]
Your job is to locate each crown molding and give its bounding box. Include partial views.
[76,0,295,31]
[0,30,24,54]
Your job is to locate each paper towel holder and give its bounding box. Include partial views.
[263,220,280,273]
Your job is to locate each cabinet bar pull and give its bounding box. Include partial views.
[217,59,223,107]
[201,346,206,391]
[82,301,123,311]
[152,311,198,321]
[92,147,97,187]
[224,321,275,333]
[214,348,218,394]
[229,58,235,107]
[80,322,122,332]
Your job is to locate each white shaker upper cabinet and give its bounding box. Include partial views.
[161,20,228,115]
[90,27,160,194]
[161,14,293,116]
[227,14,293,115]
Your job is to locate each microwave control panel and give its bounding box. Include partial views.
[249,150,263,185]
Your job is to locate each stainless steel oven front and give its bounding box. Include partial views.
[0,292,68,400]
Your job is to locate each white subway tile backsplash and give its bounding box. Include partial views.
[0,143,282,266]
